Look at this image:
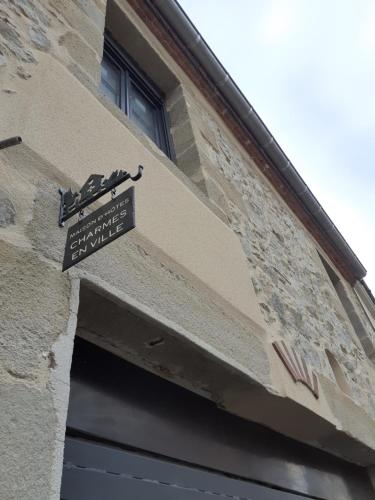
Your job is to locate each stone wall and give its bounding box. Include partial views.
[0,4,104,496]
[1,0,374,432]
[0,0,105,88]
[176,86,375,416]
[2,0,375,497]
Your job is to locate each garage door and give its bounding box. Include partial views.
[61,436,309,500]
[60,337,374,500]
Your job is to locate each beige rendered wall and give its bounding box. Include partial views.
[1,0,375,498]
[0,53,266,331]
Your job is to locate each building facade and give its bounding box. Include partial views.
[1,0,375,498]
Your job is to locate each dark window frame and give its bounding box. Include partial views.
[101,35,172,158]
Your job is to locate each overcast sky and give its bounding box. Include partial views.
[179,0,375,290]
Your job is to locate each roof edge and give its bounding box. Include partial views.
[150,0,366,280]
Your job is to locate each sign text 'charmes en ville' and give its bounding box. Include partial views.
[59,166,143,271]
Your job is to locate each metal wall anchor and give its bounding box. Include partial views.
[0,136,22,150]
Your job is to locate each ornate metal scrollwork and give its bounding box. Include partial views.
[58,165,143,226]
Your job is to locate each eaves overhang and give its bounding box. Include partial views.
[135,0,367,283]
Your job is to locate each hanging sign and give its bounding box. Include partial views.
[59,166,143,271]
[62,186,135,271]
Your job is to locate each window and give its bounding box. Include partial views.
[100,36,171,157]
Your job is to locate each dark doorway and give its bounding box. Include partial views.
[61,337,374,500]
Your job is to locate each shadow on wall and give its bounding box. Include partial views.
[325,349,351,396]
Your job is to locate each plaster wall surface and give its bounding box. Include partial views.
[1,0,375,498]
[0,52,266,330]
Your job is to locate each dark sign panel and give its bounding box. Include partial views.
[62,187,135,271]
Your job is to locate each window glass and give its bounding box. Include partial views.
[129,83,158,143]
[101,58,120,106]
[100,38,171,158]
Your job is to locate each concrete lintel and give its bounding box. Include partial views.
[76,278,375,467]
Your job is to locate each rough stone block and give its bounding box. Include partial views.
[170,118,196,156]
[0,382,56,500]
[59,30,100,81]
[29,25,51,51]
[50,0,104,55]
[176,143,207,190]
[0,241,70,380]
[71,0,105,31]
[10,0,51,26]
[0,17,36,62]
[0,189,16,226]
[167,90,190,125]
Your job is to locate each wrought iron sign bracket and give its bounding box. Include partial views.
[0,136,22,150]
[58,165,143,227]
